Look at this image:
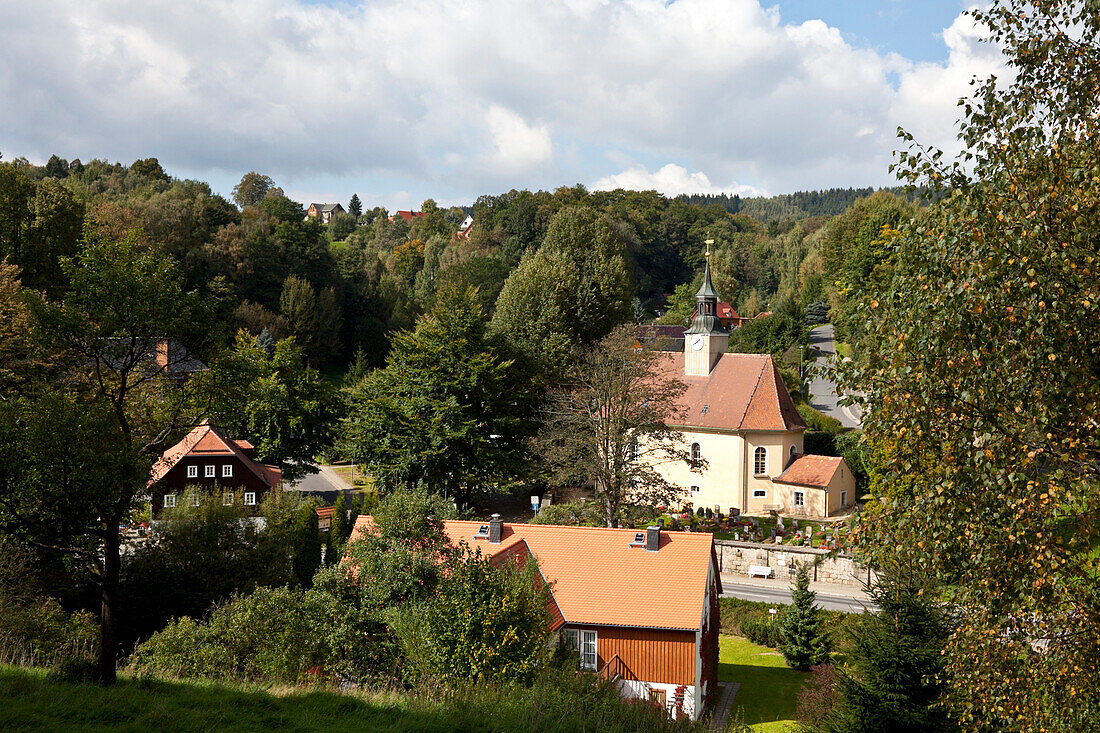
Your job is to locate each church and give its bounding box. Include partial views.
[648,255,855,519]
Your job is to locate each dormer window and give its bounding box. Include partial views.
[473,524,490,540]
[629,532,646,547]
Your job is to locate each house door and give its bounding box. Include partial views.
[580,630,598,671]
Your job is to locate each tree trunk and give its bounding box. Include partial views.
[98,524,120,684]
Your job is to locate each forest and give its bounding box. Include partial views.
[0,152,919,378]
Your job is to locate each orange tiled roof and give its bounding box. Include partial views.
[147,421,282,489]
[654,352,806,433]
[773,454,844,489]
[441,521,716,631]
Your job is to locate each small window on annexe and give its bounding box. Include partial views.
[754,447,767,475]
[794,490,805,507]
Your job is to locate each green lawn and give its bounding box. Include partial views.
[719,635,808,732]
[0,664,699,732]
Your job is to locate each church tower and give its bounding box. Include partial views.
[684,242,729,376]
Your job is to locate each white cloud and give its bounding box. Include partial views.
[0,0,1006,204]
[592,163,763,197]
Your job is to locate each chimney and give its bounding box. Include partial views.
[155,339,171,369]
[488,514,503,544]
[646,525,660,552]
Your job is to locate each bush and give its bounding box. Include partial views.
[119,490,299,645]
[740,615,782,648]
[129,586,330,682]
[530,500,603,526]
[391,553,551,685]
[797,403,843,433]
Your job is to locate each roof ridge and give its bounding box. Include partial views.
[444,519,711,537]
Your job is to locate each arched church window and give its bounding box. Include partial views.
[754,446,767,475]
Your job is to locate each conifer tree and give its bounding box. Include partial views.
[825,564,953,732]
[328,493,349,560]
[290,504,321,587]
[778,564,830,671]
[348,193,362,218]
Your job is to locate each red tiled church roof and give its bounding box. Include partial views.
[773,454,844,489]
[654,353,807,433]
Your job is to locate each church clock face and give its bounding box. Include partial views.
[691,334,705,351]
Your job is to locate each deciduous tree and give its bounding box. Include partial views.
[534,324,690,527]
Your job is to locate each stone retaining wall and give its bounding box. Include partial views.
[714,539,876,587]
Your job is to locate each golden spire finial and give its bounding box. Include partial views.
[704,239,713,260]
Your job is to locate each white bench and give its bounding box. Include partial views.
[748,565,773,579]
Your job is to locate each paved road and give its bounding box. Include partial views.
[806,324,862,428]
[284,464,354,503]
[721,581,876,613]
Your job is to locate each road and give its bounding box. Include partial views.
[806,324,862,428]
[284,464,354,503]
[721,581,876,613]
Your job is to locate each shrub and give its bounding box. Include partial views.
[797,403,843,433]
[129,586,330,682]
[530,500,603,526]
[740,615,782,648]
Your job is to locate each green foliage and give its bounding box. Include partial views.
[391,555,551,684]
[328,494,350,558]
[348,193,362,218]
[803,301,829,325]
[129,586,330,682]
[205,331,339,482]
[0,664,704,732]
[797,404,843,433]
[290,505,321,589]
[534,325,690,527]
[279,275,342,366]
[841,2,1100,728]
[740,615,782,648]
[232,171,274,209]
[777,565,830,671]
[728,300,808,357]
[529,500,603,526]
[342,286,536,506]
[492,205,633,374]
[118,490,298,646]
[328,212,357,242]
[824,565,954,733]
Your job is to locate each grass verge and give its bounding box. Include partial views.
[719,635,808,731]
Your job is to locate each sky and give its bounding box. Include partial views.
[0,0,1004,211]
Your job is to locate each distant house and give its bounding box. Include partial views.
[306,203,345,223]
[388,210,425,223]
[456,215,474,239]
[101,337,207,382]
[636,324,686,352]
[349,516,722,720]
[147,421,282,518]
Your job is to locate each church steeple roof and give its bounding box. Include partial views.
[686,242,727,335]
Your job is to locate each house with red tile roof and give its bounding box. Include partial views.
[147,421,282,518]
[646,256,854,517]
[349,515,721,720]
[388,210,425,222]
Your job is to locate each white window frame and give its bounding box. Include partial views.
[753,488,767,498]
[793,490,805,507]
[191,494,201,507]
[186,465,198,479]
[754,447,767,475]
[222,464,233,478]
[244,492,257,506]
[580,630,598,671]
[204,464,215,478]
[789,444,797,458]
[163,494,176,508]
[223,492,234,506]
[562,629,579,651]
